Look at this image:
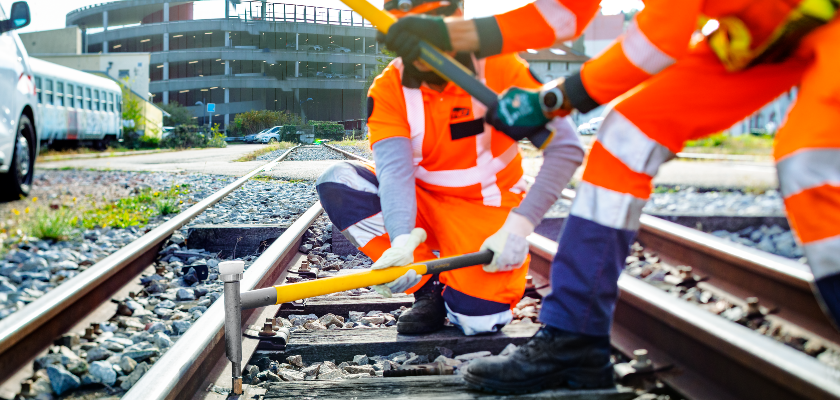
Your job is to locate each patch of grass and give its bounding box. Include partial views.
[234,142,295,162]
[82,186,188,229]
[25,208,79,241]
[684,133,774,155]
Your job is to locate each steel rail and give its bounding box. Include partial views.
[558,188,836,342]
[322,143,372,163]
[0,145,301,383]
[528,235,840,400]
[123,202,324,400]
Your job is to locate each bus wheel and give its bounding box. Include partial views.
[0,115,35,201]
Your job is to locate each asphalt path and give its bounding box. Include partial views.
[38,143,778,189]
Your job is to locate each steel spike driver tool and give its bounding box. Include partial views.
[339,0,554,149]
[222,251,493,396]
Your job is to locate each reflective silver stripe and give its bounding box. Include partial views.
[415,143,518,188]
[315,162,378,194]
[534,0,577,41]
[621,19,675,75]
[803,235,840,280]
[597,110,674,176]
[345,212,386,248]
[777,148,840,198]
[402,87,425,166]
[570,181,647,231]
[445,303,512,336]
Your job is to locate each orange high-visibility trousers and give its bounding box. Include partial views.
[581,19,840,273]
[316,161,530,335]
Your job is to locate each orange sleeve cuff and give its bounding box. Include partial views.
[496,4,556,54]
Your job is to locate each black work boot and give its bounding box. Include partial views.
[396,276,446,334]
[463,325,614,393]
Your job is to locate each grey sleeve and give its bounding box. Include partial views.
[513,117,584,226]
[372,137,417,239]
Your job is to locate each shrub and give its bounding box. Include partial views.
[309,121,345,141]
[25,208,78,241]
[161,125,206,149]
[206,124,227,148]
[160,102,194,127]
[232,110,303,136]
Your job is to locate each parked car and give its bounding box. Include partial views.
[336,46,351,53]
[335,74,348,79]
[285,43,296,49]
[324,73,334,79]
[310,45,323,51]
[244,129,268,143]
[0,1,36,201]
[577,117,604,136]
[259,126,283,143]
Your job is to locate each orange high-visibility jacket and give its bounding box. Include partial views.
[568,0,836,111]
[366,54,543,207]
[474,0,600,56]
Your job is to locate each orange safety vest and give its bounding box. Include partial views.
[367,54,542,207]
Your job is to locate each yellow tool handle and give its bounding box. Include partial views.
[274,264,427,304]
[341,0,397,34]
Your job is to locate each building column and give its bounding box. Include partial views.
[362,36,365,54]
[295,33,299,50]
[163,2,169,21]
[102,11,108,53]
[224,88,230,131]
[362,63,365,79]
[375,41,378,54]
[163,91,169,104]
[295,61,299,78]
[261,62,265,76]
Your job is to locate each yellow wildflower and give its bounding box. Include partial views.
[24,207,30,214]
[73,197,77,203]
[31,197,38,202]
[12,209,19,216]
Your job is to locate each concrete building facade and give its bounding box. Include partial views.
[65,0,385,131]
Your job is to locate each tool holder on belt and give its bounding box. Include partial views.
[221,251,493,396]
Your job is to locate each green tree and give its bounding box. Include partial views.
[160,102,193,127]
[120,77,146,149]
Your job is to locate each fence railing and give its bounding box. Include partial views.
[237,1,373,27]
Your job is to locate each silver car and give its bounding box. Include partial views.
[0,2,36,201]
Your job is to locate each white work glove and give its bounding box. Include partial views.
[480,212,535,273]
[371,228,427,297]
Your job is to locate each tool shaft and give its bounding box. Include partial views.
[242,250,494,307]
[340,0,551,149]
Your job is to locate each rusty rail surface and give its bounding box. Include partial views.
[0,145,301,384]
[528,235,840,400]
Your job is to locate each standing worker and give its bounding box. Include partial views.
[316,0,585,336]
[388,0,840,394]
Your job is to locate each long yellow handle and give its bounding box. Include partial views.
[274,263,427,304]
[341,0,397,34]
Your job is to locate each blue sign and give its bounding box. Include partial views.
[207,103,216,113]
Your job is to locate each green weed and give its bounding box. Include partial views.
[24,208,79,241]
[684,133,774,155]
[82,187,188,229]
[155,198,180,215]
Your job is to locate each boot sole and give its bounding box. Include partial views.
[396,321,445,334]
[462,365,614,394]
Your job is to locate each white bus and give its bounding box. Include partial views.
[30,58,123,149]
[0,1,36,201]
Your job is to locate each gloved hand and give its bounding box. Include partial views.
[480,212,535,273]
[486,87,551,141]
[380,15,452,63]
[371,228,427,297]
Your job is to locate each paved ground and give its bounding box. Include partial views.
[38,143,778,189]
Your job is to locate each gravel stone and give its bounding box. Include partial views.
[47,365,80,395]
[89,361,117,385]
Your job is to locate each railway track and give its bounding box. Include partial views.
[1,144,838,399]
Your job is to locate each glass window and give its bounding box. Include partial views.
[34,77,41,103]
[67,85,74,108]
[117,95,121,113]
[94,89,100,111]
[85,88,91,110]
[56,82,64,106]
[45,80,53,104]
[109,93,114,112]
[76,85,83,108]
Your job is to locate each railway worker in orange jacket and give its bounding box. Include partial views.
[387,0,840,394]
[315,0,586,336]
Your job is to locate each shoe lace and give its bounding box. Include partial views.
[516,329,552,359]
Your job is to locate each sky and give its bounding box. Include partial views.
[1,0,644,34]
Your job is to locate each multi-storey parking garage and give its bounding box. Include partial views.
[66,0,385,129]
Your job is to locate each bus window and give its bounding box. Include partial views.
[94,90,100,111]
[67,85,74,108]
[45,80,53,104]
[101,91,108,112]
[109,93,114,112]
[85,88,92,109]
[34,76,41,103]
[56,82,64,106]
[76,85,83,108]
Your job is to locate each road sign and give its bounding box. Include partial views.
[207,103,215,113]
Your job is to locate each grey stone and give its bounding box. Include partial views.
[21,257,48,272]
[85,347,113,362]
[176,288,195,301]
[146,322,166,333]
[153,332,173,349]
[120,361,149,390]
[256,370,282,382]
[172,320,191,335]
[120,356,137,374]
[277,369,305,381]
[47,365,81,395]
[286,355,305,368]
[317,369,343,380]
[353,354,369,365]
[123,349,160,362]
[343,365,375,376]
[89,361,117,385]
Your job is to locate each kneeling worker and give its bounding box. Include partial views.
[316,0,584,336]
